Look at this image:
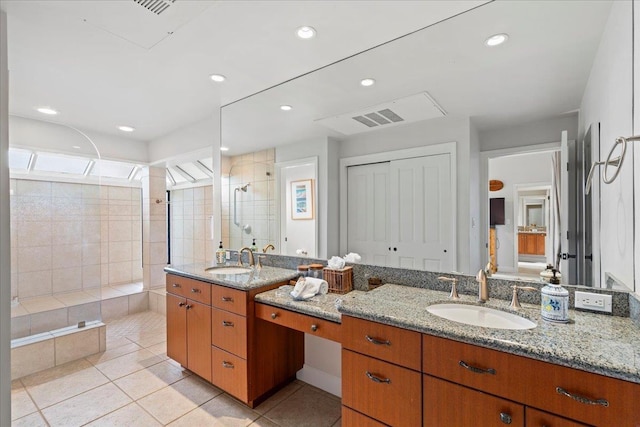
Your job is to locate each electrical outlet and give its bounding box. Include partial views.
[574,291,612,313]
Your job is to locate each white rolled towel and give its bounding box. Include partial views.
[290,277,328,301]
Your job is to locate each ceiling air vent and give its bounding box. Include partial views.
[133,0,177,15]
[316,92,446,136]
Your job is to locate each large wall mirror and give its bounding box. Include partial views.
[221,0,634,291]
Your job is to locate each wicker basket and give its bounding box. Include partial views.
[323,266,353,294]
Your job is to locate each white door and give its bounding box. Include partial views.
[347,153,453,271]
[559,130,569,283]
[346,162,391,265]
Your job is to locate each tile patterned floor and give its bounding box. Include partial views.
[11,311,342,426]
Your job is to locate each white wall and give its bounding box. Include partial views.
[580,1,634,291]
[339,115,475,273]
[1,10,11,425]
[282,164,317,257]
[148,116,218,165]
[635,0,640,296]
[9,116,148,163]
[489,151,554,271]
[479,114,579,152]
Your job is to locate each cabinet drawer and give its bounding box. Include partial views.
[422,334,526,403]
[211,346,248,403]
[342,406,387,427]
[212,308,247,358]
[255,303,341,343]
[212,285,247,316]
[424,374,524,426]
[522,358,640,426]
[342,349,421,427]
[342,316,421,370]
[525,408,589,427]
[166,274,211,305]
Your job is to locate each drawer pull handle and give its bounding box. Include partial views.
[459,360,496,375]
[556,387,609,407]
[191,288,201,293]
[271,313,278,319]
[365,371,391,384]
[185,304,192,310]
[222,361,234,369]
[222,296,234,302]
[178,302,186,307]
[365,335,390,346]
[172,283,181,288]
[311,324,318,332]
[499,412,512,424]
[222,321,234,327]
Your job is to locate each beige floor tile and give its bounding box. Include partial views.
[169,394,260,427]
[249,417,281,427]
[127,330,166,348]
[94,349,164,380]
[25,364,109,409]
[262,386,341,427]
[11,382,38,421]
[53,291,98,306]
[20,296,65,314]
[137,376,222,424]
[21,359,93,388]
[331,418,341,427]
[84,402,161,427]
[105,335,136,350]
[145,341,168,357]
[11,411,49,427]
[85,342,142,365]
[114,360,190,400]
[254,381,302,415]
[41,383,131,427]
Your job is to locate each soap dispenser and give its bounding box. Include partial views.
[250,238,258,252]
[216,241,226,264]
[540,269,569,323]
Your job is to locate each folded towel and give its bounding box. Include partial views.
[328,256,345,269]
[290,277,328,301]
[344,252,361,263]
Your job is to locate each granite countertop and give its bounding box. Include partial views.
[165,263,299,290]
[254,285,366,323]
[337,284,640,384]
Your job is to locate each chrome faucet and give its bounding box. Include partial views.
[237,247,255,267]
[476,269,489,303]
[262,243,275,253]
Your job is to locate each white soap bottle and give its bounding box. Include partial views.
[540,269,569,323]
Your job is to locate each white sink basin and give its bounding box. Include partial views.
[427,303,536,330]
[205,266,252,275]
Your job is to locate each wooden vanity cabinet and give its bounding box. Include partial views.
[525,408,590,427]
[518,233,546,255]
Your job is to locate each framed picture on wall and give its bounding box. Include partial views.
[291,179,314,220]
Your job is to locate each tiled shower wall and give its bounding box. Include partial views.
[169,185,214,266]
[10,179,142,300]
[222,148,277,252]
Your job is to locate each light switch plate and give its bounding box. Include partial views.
[574,291,612,313]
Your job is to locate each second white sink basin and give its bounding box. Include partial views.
[205,266,252,275]
[427,303,536,330]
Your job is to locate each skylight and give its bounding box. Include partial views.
[177,162,210,180]
[90,159,137,179]
[8,148,32,170]
[34,152,91,175]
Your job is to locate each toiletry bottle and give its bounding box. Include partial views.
[216,241,226,264]
[540,269,569,322]
[250,238,258,252]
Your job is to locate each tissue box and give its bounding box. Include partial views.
[323,266,353,294]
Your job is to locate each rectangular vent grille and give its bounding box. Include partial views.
[353,109,405,128]
[133,0,176,15]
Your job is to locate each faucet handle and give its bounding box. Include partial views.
[509,285,538,309]
[438,276,460,300]
[236,252,243,267]
[257,255,266,269]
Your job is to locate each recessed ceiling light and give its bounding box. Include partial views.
[485,33,509,47]
[360,78,376,87]
[280,105,292,111]
[220,146,229,152]
[72,145,81,149]
[118,126,135,132]
[296,26,316,39]
[36,107,58,115]
[210,74,226,82]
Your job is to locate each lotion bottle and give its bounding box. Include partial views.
[216,241,226,264]
[540,269,569,323]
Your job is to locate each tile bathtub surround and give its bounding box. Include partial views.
[10,179,143,301]
[257,254,632,318]
[11,311,342,427]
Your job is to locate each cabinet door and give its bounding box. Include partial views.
[424,375,524,426]
[166,293,187,367]
[518,234,526,254]
[186,300,212,382]
[525,408,589,427]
